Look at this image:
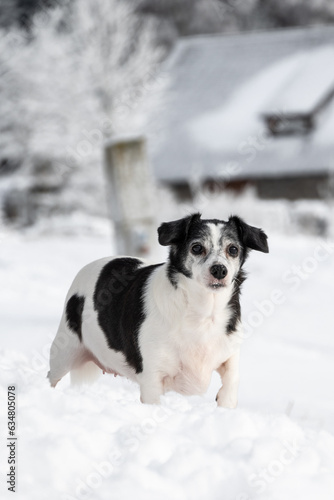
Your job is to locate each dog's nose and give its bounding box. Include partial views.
[210,264,227,280]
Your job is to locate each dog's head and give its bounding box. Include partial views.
[158,213,268,289]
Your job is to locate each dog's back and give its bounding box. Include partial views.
[47,256,152,387]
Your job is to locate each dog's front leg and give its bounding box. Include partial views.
[216,349,240,409]
[138,371,164,405]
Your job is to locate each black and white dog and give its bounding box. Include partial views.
[48,214,268,407]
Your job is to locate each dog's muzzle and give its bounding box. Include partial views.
[208,264,228,289]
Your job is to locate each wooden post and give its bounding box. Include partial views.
[104,135,156,256]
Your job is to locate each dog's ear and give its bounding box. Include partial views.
[158,213,201,246]
[228,215,269,253]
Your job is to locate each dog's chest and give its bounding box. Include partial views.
[163,302,235,395]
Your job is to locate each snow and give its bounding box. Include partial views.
[1,210,334,500]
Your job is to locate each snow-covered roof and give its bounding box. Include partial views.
[263,45,334,116]
[138,26,334,183]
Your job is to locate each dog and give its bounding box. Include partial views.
[48,213,268,407]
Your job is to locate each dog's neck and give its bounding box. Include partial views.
[150,264,236,323]
[176,272,234,317]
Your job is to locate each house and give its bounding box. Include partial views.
[137,25,334,200]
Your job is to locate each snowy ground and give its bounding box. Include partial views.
[1,222,334,500]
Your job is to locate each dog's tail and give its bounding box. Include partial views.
[70,361,101,386]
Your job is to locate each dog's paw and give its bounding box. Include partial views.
[140,394,161,405]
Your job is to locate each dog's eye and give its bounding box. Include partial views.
[191,244,203,255]
[228,245,239,257]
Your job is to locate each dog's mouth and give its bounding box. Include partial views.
[208,280,225,290]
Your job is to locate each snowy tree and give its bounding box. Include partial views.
[0,0,163,227]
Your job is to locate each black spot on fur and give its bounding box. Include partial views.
[93,258,163,373]
[226,270,246,334]
[66,294,85,341]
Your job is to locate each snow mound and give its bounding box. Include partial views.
[1,349,334,500]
